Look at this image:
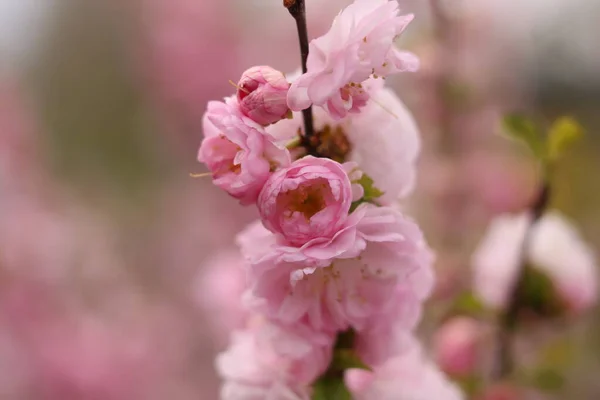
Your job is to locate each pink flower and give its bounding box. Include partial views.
[237,66,291,126]
[269,85,421,203]
[195,250,249,343]
[433,317,483,377]
[345,338,464,400]
[238,206,434,333]
[257,156,353,247]
[472,212,598,314]
[216,320,333,400]
[287,0,419,119]
[198,96,290,205]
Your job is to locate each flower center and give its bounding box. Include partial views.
[212,136,242,177]
[302,125,352,163]
[280,179,330,221]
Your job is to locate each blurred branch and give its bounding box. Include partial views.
[493,182,551,379]
[285,0,316,153]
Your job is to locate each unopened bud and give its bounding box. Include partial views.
[237,66,291,126]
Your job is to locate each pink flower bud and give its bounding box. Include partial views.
[237,66,291,126]
[433,317,483,377]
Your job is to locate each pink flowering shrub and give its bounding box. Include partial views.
[196,0,462,398]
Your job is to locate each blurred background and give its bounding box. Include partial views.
[0,0,599,398]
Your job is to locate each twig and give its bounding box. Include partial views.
[284,0,316,151]
[492,182,551,379]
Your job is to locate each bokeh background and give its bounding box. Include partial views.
[1,0,599,398]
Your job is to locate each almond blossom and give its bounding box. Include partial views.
[345,339,464,400]
[238,204,434,333]
[199,96,290,205]
[257,156,354,247]
[269,84,421,203]
[472,211,598,314]
[287,0,419,119]
[216,320,333,400]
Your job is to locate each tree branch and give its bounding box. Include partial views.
[492,182,551,379]
[285,0,316,151]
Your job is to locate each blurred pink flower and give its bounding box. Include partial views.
[345,337,464,400]
[199,96,290,205]
[195,250,248,343]
[237,66,291,126]
[216,320,333,400]
[239,205,433,333]
[433,317,483,377]
[257,156,353,247]
[472,212,598,314]
[269,85,421,203]
[287,0,418,119]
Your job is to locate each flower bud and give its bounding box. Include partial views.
[433,317,483,377]
[237,66,291,126]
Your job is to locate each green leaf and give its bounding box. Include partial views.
[451,292,487,317]
[333,349,371,371]
[349,173,384,212]
[547,117,583,161]
[517,265,565,318]
[356,173,384,201]
[312,377,352,400]
[502,114,544,158]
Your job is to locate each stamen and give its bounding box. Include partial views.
[370,97,398,119]
[228,80,250,94]
[189,172,213,178]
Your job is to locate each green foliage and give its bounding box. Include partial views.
[312,377,352,400]
[503,114,545,159]
[350,173,384,212]
[502,114,584,165]
[547,117,584,162]
[516,265,565,318]
[448,292,488,318]
[333,349,371,371]
[312,329,369,400]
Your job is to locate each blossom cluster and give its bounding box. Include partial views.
[197,1,462,398]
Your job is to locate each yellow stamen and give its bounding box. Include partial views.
[228,80,250,94]
[189,172,213,178]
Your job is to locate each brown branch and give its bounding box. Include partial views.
[492,182,551,379]
[285,0,316,152]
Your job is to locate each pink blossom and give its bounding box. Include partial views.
[472,211,598,313]
[238,206,434,333]
[216,320,333,400]
[345,339,464,400]
[198,96,290,205]
[237,66,291,126]
[433,317,483,377]
[287,0,419,119]
[195,250,249,343]
[257,156,354,247]
[269,86,421,203]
